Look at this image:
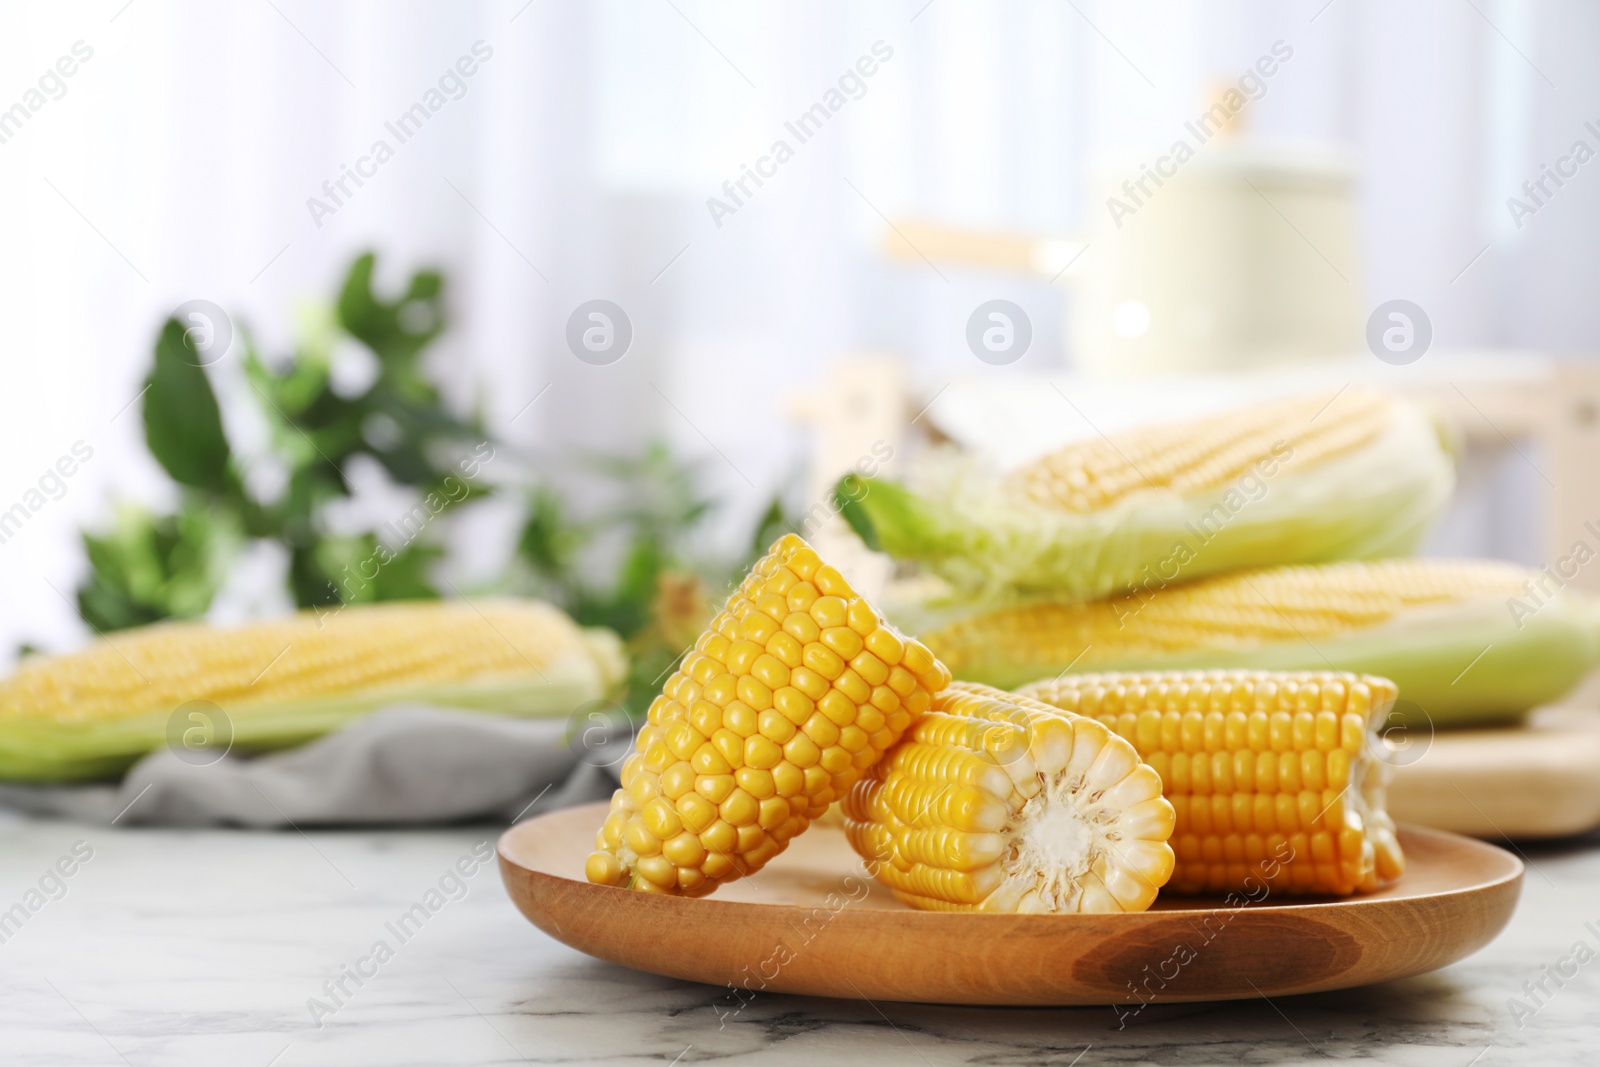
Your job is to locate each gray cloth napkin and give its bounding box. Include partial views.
[0,705,622,827]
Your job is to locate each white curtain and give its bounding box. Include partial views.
[0,0,1593,654]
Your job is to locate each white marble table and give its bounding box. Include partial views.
[1,808,1593,1067]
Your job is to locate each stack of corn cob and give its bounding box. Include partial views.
[585,534,1408,912]
[847,388,1600,729]
[843,669,1404,908]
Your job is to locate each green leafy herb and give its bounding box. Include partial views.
[77,253,485,628]
[142,321,232,494]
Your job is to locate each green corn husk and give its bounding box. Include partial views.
[839,388,1455,604]
[0,600,626,782]
[897,559,1600,728]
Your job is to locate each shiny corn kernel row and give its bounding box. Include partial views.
[1019,669,1404,897]
[586,534,951,895]
[844,682,1176,913]
[1006,387,1393,514]
[0,599,595,726]
[923,557,1534,682]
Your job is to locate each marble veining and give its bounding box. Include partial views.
[0,808,1595,1066]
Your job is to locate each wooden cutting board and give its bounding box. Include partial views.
[1387,708,1600,839]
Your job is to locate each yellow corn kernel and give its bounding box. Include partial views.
[587,534,950,895]
[844,682,1175,913]
[1020,669,1403,897]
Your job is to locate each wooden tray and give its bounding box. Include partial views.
[1387,708,1600,839]
[498,803,1522,1006]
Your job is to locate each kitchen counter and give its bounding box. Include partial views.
[2,809,1596,1067]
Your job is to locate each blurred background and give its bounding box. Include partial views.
[2,0,1598,661]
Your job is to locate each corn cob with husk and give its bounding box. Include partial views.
[838,387,1454,603]
[586,534,951,896]
[844,681,1176,913]
[905,558,1600,728]
[0,600,625,782]
[1020,670,1404,896]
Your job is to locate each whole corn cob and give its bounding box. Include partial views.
[1019,670,1404,896]
[910,559,1600,727]
[0,599,626,782]
[844,681,1176,913]
[839,387,1454,602]
[586,534,951,896]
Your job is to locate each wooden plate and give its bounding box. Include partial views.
[498,802,1523,1006]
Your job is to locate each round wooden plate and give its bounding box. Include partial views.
[498,802,1523,1006]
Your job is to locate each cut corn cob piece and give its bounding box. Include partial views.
[839,387,1454,602]
[1019,669,1404,897]
[586,534,951,896]
[911,559,1600,727]
[0,599,626,782]
[843,681,1176,913]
